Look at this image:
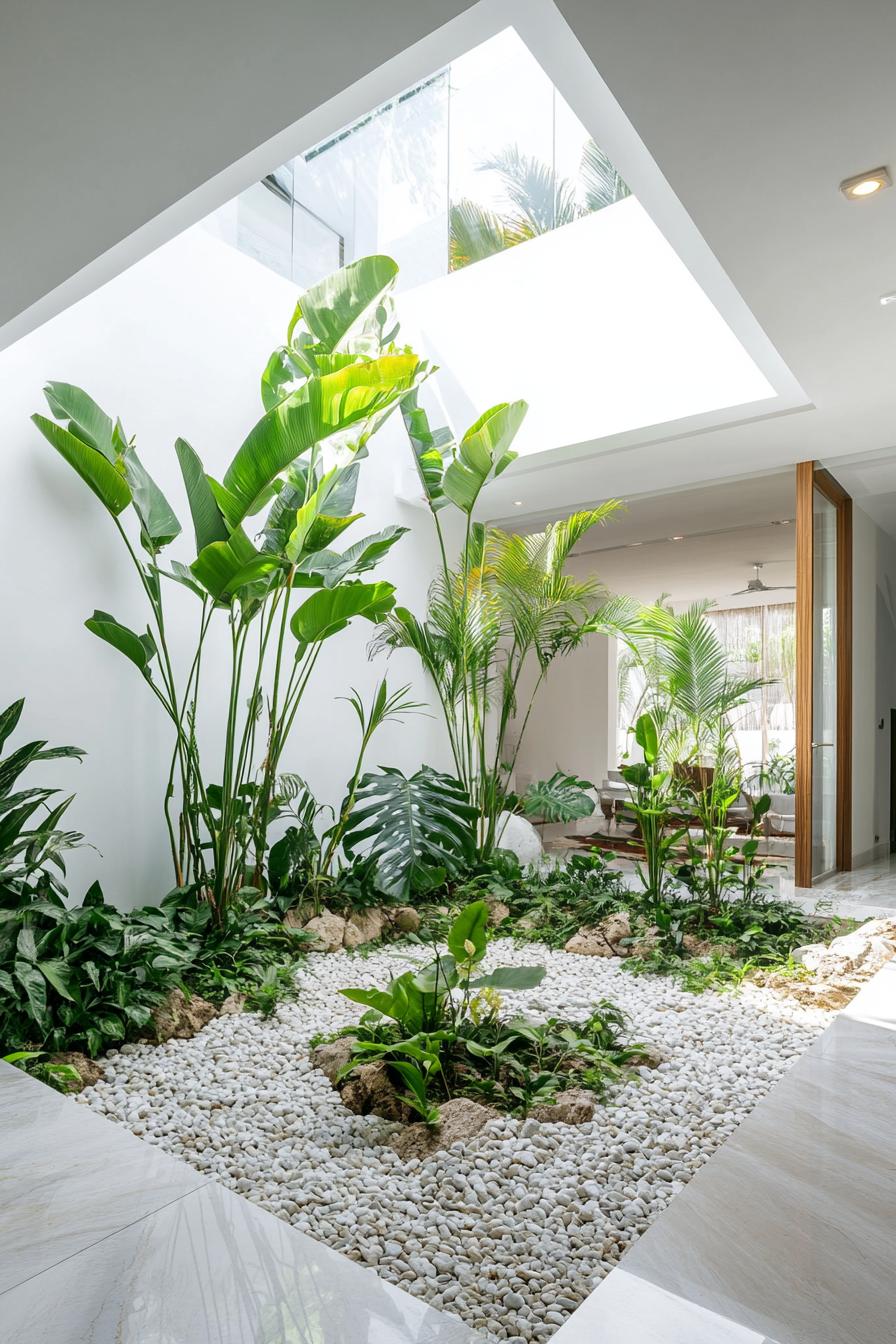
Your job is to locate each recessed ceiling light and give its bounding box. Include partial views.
[839,167,891,200]
[880,291,896,306]
[629,541,643,547]
[670,535,684,541]
[513,500,523,507]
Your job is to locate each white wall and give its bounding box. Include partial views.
[0,227,453,908]
[510,631,616,794]
[851,506,896,865]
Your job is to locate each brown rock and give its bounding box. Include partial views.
[49,1051,102,1091]
[390,906,421,934]
[340,1061,414,1122]
[628,1042,668,1068]
[487,900,511,927]
[390,1097,499,1159]
[531,1087,596,1125]
[310,1035,356,1084]
[149,988,218,1043]
[219,992,246,1015]
[302,909,347,952]
[564,911,631,957]
[342,907,385,949]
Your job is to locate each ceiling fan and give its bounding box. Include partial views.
[732,562,796,596]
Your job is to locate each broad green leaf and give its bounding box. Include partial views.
[340,986,398,1018]
[291,581,395,643]
[121,447,181,548]
[0,699,24,753]
[298,525,408,588]
[401,389,453,511]
[190,529,259,602]
[16,926,37,961]
[223,554,286,596]
[261,346,309,411]
[15,962,48,1029]
[37,959,76,1001]
[634,713,659,765]
[174,438,229,551]
[161,559,206,598]
[290,255,398,351]
[442,401,527,514]
[32,414,131,515]
[43,382,115,460]
[222,354,420,524]
[520,771,596,824]
[447,901,489,964]
[85,611,156,673]
[342,768,476,901]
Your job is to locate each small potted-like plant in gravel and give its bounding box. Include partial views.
[312,901,645,1147]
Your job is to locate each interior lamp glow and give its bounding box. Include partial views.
[839,167,892,200]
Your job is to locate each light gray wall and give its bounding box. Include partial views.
[0,227,453,907]
[852,505,896,864]
[0,0,474,345]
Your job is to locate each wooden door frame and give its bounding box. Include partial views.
[795,462,852,887]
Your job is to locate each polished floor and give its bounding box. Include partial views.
[0,1063,477,1344]
[553,961,896,1344]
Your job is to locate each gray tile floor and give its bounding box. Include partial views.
[0,1063,477,1344]
[552,962,896,1344]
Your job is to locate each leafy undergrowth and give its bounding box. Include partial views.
[328,901,645,1124]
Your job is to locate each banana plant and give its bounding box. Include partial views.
[32,256,426,921]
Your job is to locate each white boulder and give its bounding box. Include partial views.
[493,811,542,865]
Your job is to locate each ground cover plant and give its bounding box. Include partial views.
[327,900,644,1122]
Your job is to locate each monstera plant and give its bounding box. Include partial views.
[32,257,426,920]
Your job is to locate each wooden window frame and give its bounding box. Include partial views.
[795,462,852,887]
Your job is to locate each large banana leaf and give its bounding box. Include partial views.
[296,526,408,588]
[400,389,453,511]
[190,528,260,602]
[287,255,398,352]
[443,400,527,514]
[175,438,229,551]
[341,766,476,899]
[42,382,116,460]
[121,447,181,548]
[32,414,131,515]
[222,353,420,525]
[84,611,157,675]
[291,581,395,643]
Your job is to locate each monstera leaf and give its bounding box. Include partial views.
[341,767,476,899]
[520,771,596,824]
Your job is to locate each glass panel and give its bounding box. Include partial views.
[812,489,838,878]
[205,28,628,291]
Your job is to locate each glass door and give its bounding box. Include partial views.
[812,489,837,878]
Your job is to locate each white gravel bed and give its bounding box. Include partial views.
[79,940,831,1343]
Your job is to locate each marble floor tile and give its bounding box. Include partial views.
[551,1268,781,1343]
[0,1180,480,1344]
[0,1061,207,1292]
[611,1009,896,1344]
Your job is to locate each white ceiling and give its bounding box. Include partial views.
[488,0,896,520]
[5,0,896,527]
[522,471,797,605]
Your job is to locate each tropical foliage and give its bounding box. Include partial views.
[450,138,630,270]
[333,900,641,1120]
[32,257,432,922]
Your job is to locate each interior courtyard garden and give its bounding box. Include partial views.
[2,10,896,1344]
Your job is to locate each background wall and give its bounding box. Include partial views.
[851,505,896,865]
[0,228,454,908]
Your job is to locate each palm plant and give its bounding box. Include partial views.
[623,602,771,911]
[449,137,630,270]
[32,256,426,923]
[378,395,635,857]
